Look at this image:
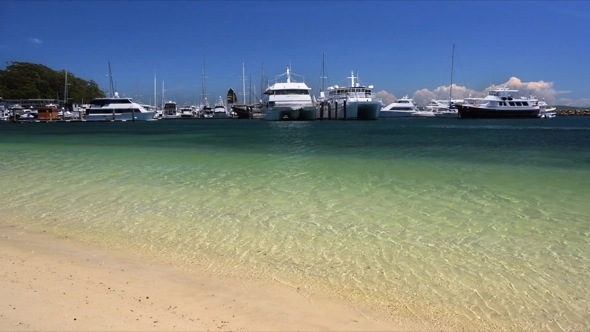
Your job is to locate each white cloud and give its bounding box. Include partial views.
[375,77,589,107]
[29,38,42,44]
[392,77,578,107]
[488,77,556,104]
[375,90,396,105]
[412,84,481,106]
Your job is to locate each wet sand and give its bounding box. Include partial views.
[0,222,411,331]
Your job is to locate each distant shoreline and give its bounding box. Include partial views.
[556,109,590,116]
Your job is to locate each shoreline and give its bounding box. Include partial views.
[0,221,416,331]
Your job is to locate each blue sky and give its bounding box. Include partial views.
[2,0,590,107]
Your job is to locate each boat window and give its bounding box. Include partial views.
[274,89,310,95]
[509,102,516,106]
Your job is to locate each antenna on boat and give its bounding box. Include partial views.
[348,70,355,87]
[286,65,291,83]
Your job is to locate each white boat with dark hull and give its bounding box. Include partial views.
[319,71,381,120]
[380,96,419,117]
[261,66,316,121]
[84,93,157,121]
[456,87,540,119]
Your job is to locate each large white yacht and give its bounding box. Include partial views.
[84,93,157,121]
[318,71,381,120]
[455,87,540,119]
[380,95,419,117]
[260,66,316,121]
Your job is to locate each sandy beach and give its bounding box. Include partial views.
[0,222,410,331]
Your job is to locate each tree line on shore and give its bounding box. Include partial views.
[0,62,105,103]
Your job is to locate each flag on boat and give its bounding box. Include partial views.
[227,88,238,104]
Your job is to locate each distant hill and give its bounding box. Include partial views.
[0,61,105,103]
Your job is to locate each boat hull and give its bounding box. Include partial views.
[231,105,253,119]
[262,106,316,121]
[319,101,381,120]
[457,104,539,119]
[433,110,459,118]
[84,111,156,121]
[211,112,229,119]
[379,110,416,118]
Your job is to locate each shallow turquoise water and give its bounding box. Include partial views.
[1,117,589,330]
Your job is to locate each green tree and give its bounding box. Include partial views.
[0,61,105,102]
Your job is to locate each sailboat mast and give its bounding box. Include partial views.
[450,43,455,104]
[108,60,114,98]
[321,52,326,92]
[249,75,252,105]
[201,59,207,106]
[242,62,246,105]
[260,63,264,102]
[64,68,68,106]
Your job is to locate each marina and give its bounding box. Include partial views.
[2,1,589,330]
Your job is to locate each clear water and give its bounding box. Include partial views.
[1,117,589,330]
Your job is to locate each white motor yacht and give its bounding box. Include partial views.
[84,93,157,121]
[456,87,540,119]
[380,96,418,117]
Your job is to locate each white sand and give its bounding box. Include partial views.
[0,222,412,331]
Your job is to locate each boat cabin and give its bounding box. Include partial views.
[37,104,59,120]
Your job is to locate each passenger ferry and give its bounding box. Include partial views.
[260,66,316,121]
[319,71,381,120]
